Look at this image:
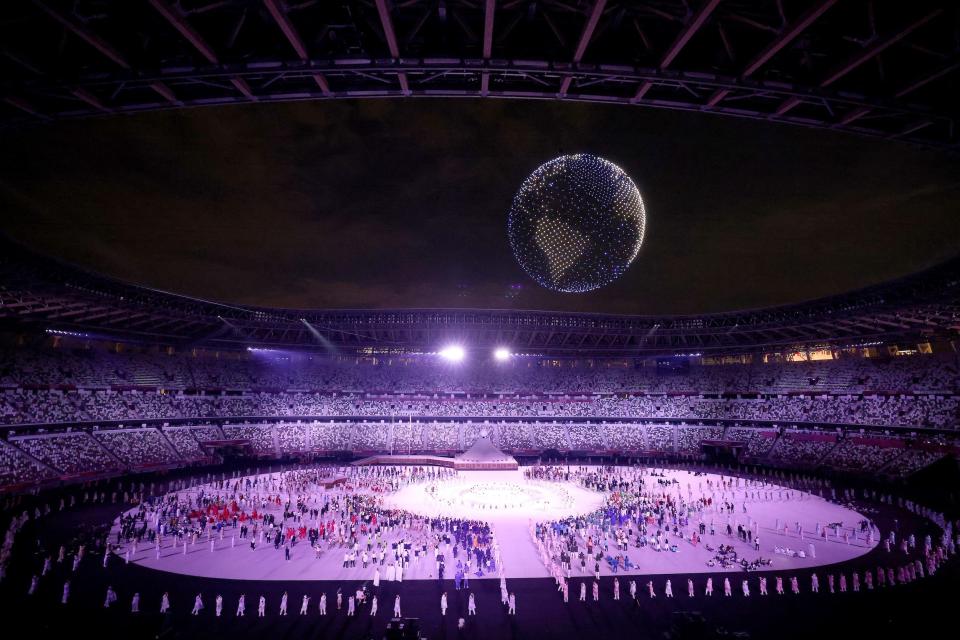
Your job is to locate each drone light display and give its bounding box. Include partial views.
[507,154,646,293]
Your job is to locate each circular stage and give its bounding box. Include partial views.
[386,475,603,517]
[114,467,878,581]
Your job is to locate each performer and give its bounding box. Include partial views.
[160,592,170,614]
[319,593,327,615]
[790,576,800,595]
[441,592,448,616]
[131,593,140,613]
[301,595,311,615]
[665,579,673,598]
[593,581,600,601]
[705,578,714,596]
[347,596,355,617]
[647,580,656,598]
[215,595,223,617]
[687,578,694,598]
[724,578,732,597]
[811,573,819,593]
[371,596,378,616]
[742,580,750,597]
[280,591,288,616]
[104,586,118,609]
[468,593,477,616]
[759,576,768,596]
[191,593,204,616]
[614,578,620,600]
[394,595,401,618]
[62,580,70,605]
[236,594,246,617]
[579,581,587,601]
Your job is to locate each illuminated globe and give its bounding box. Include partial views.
[507,154,646,293]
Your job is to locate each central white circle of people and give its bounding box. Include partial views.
[422,481,576,513]
[111,465,879,583]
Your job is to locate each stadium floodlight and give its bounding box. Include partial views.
[439,345,466,362]
[493,347,511,362]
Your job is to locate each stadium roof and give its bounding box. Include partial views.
[1,0,958,149]
[1,235,957,356]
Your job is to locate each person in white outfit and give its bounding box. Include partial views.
[258,596,266,617]
[393,595,401,617]
[215,595,223,617]
[371,596,378,616]
[665,580,673,598]
[468,593,476,616]
[319,593,327,615]
[191,594,203,615]
[508,593,516,615]
[280,592,288,616]
[236,594,246,616]
[160,592,170,614]
[300,595,310,615]
[441,592,448,616]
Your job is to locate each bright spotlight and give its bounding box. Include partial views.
[439,345,466,362]
[493,347,511,361]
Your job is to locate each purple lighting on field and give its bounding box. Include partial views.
[438,345,466,362]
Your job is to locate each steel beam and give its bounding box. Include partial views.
[32,0,176,103]
[149,0,259,101]
[559,0,607,96]
[374,0,410,94]
[633,0,721,102]
[707,0,839,107]
[775,9,942,116]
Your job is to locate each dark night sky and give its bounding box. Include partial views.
[1,99,959,315]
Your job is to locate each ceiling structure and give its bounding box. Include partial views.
[1,236,957,356]
[1,0,958,148]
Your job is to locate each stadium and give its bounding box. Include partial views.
[1,1,959,639]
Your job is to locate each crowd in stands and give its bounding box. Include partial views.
[13,433,119,476]
[0,420,953,487]
[768,434,838,466]
[0,441,56,485]
[2,390,956,431]
[93,428,179,467]
[724,427,777,458]
[3,345,956,395]
[821,440,902,472]
[0,345,957,487]
[677,427,724,453]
